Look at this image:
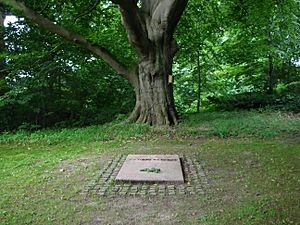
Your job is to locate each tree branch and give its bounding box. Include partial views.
[141,0,188,39]
[38,0,50,14]
[0,0,132,81]
[166,0,189,37]
[112,0,151,55]
[74,0,101,23]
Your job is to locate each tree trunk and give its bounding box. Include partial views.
[128,43,178,126]
[267,30,274,94]
[196,50,201,113]
[0,4,6,79]
[0,4,8,96]
[267,53,274,93]
[114,0,187,126]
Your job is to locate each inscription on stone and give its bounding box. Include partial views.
[116,154,184,183]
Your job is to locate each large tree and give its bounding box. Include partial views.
[1,0,189,125]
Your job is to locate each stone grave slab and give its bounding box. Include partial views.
[116,154,184,183]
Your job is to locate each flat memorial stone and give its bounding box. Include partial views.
[116,155,184,184]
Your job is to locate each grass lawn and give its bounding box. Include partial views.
[0,110,299,224]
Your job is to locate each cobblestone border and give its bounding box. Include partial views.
[82,154,209,197]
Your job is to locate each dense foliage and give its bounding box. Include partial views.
[0,3,135,131]
[174,0,300,112]
[0,0,299,131]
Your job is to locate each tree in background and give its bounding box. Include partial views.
[0,3,9,96]
[174,0,224,112]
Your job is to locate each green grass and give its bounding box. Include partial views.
[0,123,151,144]
[194,138,300,225]
[0,110,299,224]
[181,110,300,138]
[1,110,299,144]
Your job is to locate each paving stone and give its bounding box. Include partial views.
[196,189,205,194]
[167,185,175,189]
[121,186,129,191]
[111,186,120,192]
[129,192,137,196]
[140,190,148,195]
[159,185,166,189]
[94,185,102,190]
[149,188,156,193]
[130,190,138,195]
[168,191,176,195]
[131,185,139,191]
[82,154,210,197]
[202,180,209,184]
[149,188,156,195]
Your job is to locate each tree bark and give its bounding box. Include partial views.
[128,42,178,125]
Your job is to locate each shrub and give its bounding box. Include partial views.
[208,91,300,112]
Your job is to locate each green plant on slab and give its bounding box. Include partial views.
[140,168,161,173]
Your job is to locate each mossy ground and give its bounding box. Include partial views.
[0,110,299,224]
